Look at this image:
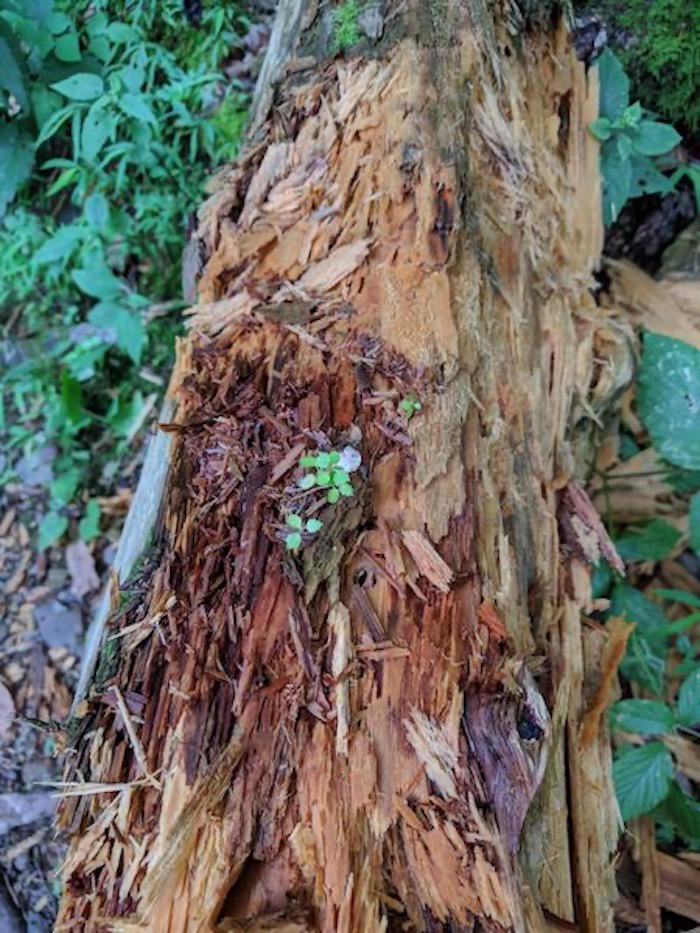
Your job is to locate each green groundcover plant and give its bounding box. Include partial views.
[0,0,250,547]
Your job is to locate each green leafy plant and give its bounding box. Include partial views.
[399,395,422,420]
[331,0,361,52]
[589,49,681,225]
[284,513,323,552]
[0,0,250,544]
[298,448,358,505]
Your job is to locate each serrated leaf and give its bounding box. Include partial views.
[39,511,68,550]
[634,120,681,157]
[609,583,668,645]
[597,48,630,121]
[620,631,666,695]
[614,519,681,562]
[78,499,100,541]
[638,333,700,470]
[677,669,700,726]
[663,782,700,844]
[51,72,104,101]
[613,742,673,820]
[609,699,674,735]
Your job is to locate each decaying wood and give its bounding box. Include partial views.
[57,2,631,930]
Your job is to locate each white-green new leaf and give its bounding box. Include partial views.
[677,669,700,727]
[638,333,700,470]
[613,742,673,820]
[51,73,104,102]
[610,699,674,735]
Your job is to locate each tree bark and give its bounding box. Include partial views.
[58,2,631,930]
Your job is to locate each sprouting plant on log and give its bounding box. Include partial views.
[284,513,323,552]
[399,395,422,419]
[298,447,359,504]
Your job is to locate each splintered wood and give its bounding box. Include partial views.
[58,5,626,931]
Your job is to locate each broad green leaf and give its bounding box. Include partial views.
[45,11,72,34]
[589,118,612,141]
[601,145,631,224]
[33,224,83,264]
[597,48,629,121]
[616,134,633,160]
[298,474,316,490]
[634,120,681,157]
[53,31,81,63]
[286,513,302,529]
[609,699,674,735]
[628,153,675,198]
[285,532,301,551]
[51,72,104,101]
[118,92,156,125]
[677,669,700,726]
[81,101,113,162]
[0,123,34,218]
[613,742,673,821]
[78,499,100,541]
[306,518,323,533]
[39,511,68,550]
[690,494,700,558]
[84,192,109,231]
[106,22,134,44]
[88,35,111,63]
[614,519,681,562]
[73,264,122,300]
[638,333,700,470]
[0,36,28,109]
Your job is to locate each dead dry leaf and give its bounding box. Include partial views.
[66,540,100,599]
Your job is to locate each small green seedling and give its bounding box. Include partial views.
[298,448,358,504]
[399,396,422,420]
[284,513,323,551]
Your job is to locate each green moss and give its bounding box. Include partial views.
[585,0,700,132]
[332,0,362,52]
[211,91,250,161]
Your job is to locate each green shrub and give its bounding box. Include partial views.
[0,0,250,545]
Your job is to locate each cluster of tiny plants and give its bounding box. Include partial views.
[283,513,323,552]
[399,395,422,419]
[282,446,361,551]
[298,450,355,504]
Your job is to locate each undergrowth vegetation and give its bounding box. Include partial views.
[0,0,250,548]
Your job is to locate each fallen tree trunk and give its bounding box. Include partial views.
[58,2,632,929]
